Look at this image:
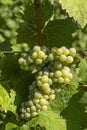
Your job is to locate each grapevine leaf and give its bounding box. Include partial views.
[43,19,75,48]
[27,110,67,130]
[6,123,30,130]
[61,90,87,129]
[15,125,30,130]
[80,92,87,106]
[0,124,5,130]
[0,41,11,51]
[13,72,34,108]
[0,55,34,108]
[5,123,18,130]
[69,72,79,85]
[50,84,78,112]
[27,109,86,130]
[0,84,16,115]
[78,59,87,84]
[17,19,75,48]
[59,0,87,28]
[0,55,20,80]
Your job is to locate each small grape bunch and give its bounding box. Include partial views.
[18,46,48,73]
[20,83,55,120]
[56,46,76,63]
[36,70,53,93]
[54,66,73,84]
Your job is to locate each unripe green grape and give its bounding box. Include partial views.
[63,66,70,72]
[41,75,49,83]
[69,48,76,57]
[44,87,51,94]
[26,108,30,113]
[59,54,66,62]
[37,51,46,59]
[62,69,69,78]
[21,102,26,107]
[21,114,25,119]
[51,47,57,54]
[35,59,42,64]
[42,83,51,93]
[33,46,40,52]
[21,53,27,58]
[34,92,42,99]
[27,101,34,107]
[37,75,42,80]
[29,85,35,92]
[55,71,62,78]
[48,53,54,61]
[41,46,49,53]
[50,89,55,94]
[42,83,50,90]
[27,56,33,64]
[37,109,41,113]
[39,98,48,106]
[62,48,69,55]
[48,78,53,85]
[49,72,54,78]
[39,71,43,76]
[18,58,25,64]
[61,46,66,50]
[20,108,26,113]
[44,71,49,76]
[36,103,41,109]
[37,80,42,87]
[66,56,73,63]
[75,68,79,75]
[22,43,30,51]
[30,105,37,112]
[43,95,49,100]
[64,77,70,84]
[58,77,64,84]
[41,105,48,111]
[56,48,63,55]
[49,94,55,101]
[53,78,57,83]
[30,65,37,73]
[23,66,29,71]
[54,63,62,70]
[69,73,73,79]
[32,52,38,59]
[31,112,38,117]
[24,113,31,118]
[22,60,27,66]
[33,99,39,104]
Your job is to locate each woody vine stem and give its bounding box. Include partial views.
[34,0,42,46]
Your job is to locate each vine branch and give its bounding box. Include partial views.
[34,0,42,46]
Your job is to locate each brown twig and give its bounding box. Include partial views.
[34,0,42,46]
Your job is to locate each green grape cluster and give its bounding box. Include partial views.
[19,46,76,120]
[20,79,55,120]
[18,46,49,72]
[0,0,21,40]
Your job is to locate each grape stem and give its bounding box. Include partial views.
[34,0,42,46]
